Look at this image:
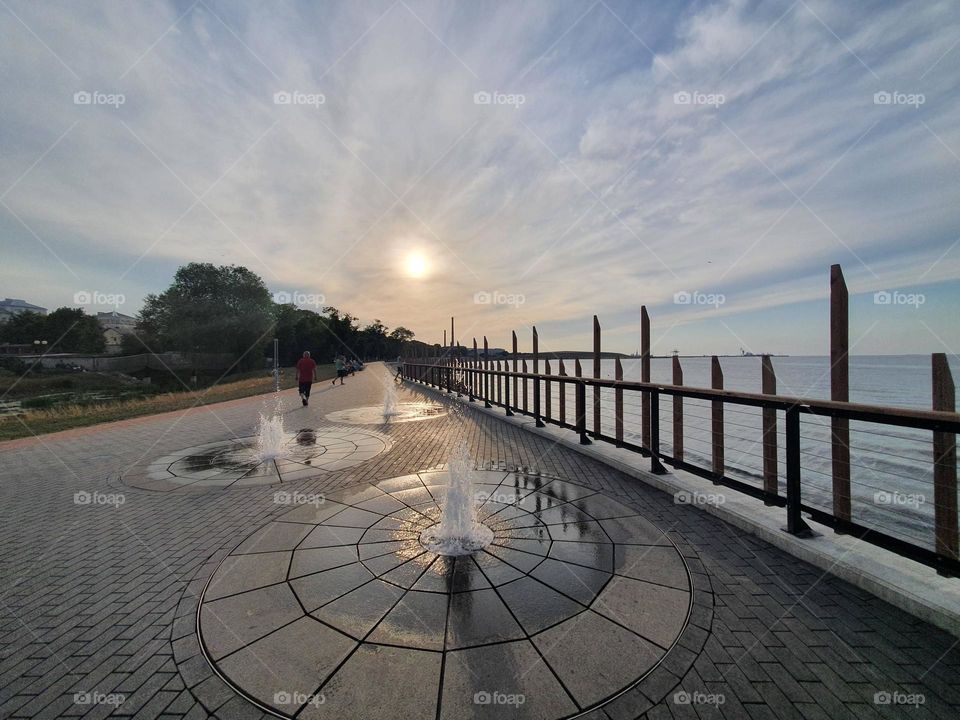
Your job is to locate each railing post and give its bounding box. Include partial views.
[672,356,683,462]
[483,337,492,408]
[711,356,724,482]
[830,264,852,526]
[593,315,601,438]
[522,359,529,413]
[641,306,651,452]
[614,357,623,447]
[933,353,958,573]
[512,331,518,416]
[469,339,477,402]
[649,389,667,474]
[559,359,567,426]
[504,355,513,416]
[784,404,813,537]
[576,380,591,444]
[545,359,552,421]
[762,355,778,504]
[450,316,454,349]
[533,327,544,427]
[496,360,503,406]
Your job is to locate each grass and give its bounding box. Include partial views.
[0,364,336,441]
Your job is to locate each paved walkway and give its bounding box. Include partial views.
[0,363,957,719]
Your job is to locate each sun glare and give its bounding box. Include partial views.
[404,251,429,279]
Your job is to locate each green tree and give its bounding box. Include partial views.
[0,308,104,353]
[137,264,274,369]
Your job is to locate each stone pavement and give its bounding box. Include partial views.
[0,363,957,719]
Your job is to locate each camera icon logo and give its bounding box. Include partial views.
[473,691,492,704]
[874,691,892,705]
[673,290,692,305]
[673,690,692,704]
[673,91,692,105]
[873,91,892,105]
[74,91,92,105]
[873,290,891,305]
[74,290,92,305]
[473,291,492,304]
[274,91,292,105]
[74,491,92,505]
[273,290,292,304]
[474,91,492,105]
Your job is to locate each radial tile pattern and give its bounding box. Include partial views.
[325,401,447,425]
[126,427,391,491]
[198,470,693,719]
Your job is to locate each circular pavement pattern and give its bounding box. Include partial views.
[325,401,447,425]
[198,470,693,719]
[125,427,391,491]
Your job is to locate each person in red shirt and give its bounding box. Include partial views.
[295,351,317,406]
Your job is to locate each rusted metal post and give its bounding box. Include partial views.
[483,337,492,408]
[443,329,446,347]
[593,315,601,438]
[641,306,651,452]
[522,359,528,413]
[830,264,852,525]
[762,355,778,504]
[615,357,623,447]
[559,359,567,425]
[450,317,454,349]
[545,359,552,421]
[532,327,544,427]
[672,356,683,462]
[496,360,502,406]
[933,353,958,570]
[711,356,724,481]
[512,331,518,416]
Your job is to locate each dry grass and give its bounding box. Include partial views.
[0,364,335,441]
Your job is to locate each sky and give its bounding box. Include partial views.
[0,0,958,357]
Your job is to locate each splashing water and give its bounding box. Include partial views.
[383,376,399,421]
[420,440,493,556]
[256,397,286,461]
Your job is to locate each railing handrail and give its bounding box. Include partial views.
[403,361,960,432]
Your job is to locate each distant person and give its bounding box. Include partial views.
[296,351,317,406]
[395,356,403,380]
[332,354,346,385]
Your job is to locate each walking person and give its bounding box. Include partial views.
[332,354,346,385]
[296,351,317,406]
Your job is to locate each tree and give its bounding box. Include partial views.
[137,263,274,369]
[0,308,104,353]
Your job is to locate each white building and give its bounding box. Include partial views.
[96,311,137,354]
[0,298,47,321]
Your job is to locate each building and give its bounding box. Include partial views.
[0,298,47,321]
[96,311,137,354]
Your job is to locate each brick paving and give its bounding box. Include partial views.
[0,363,957,719]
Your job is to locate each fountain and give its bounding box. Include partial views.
[419,440,494,555]
[255,398,286,461]
[382,375,399,421]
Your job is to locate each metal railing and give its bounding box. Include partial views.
[401,355,959,576]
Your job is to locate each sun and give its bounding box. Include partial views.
[404,251,430,279]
